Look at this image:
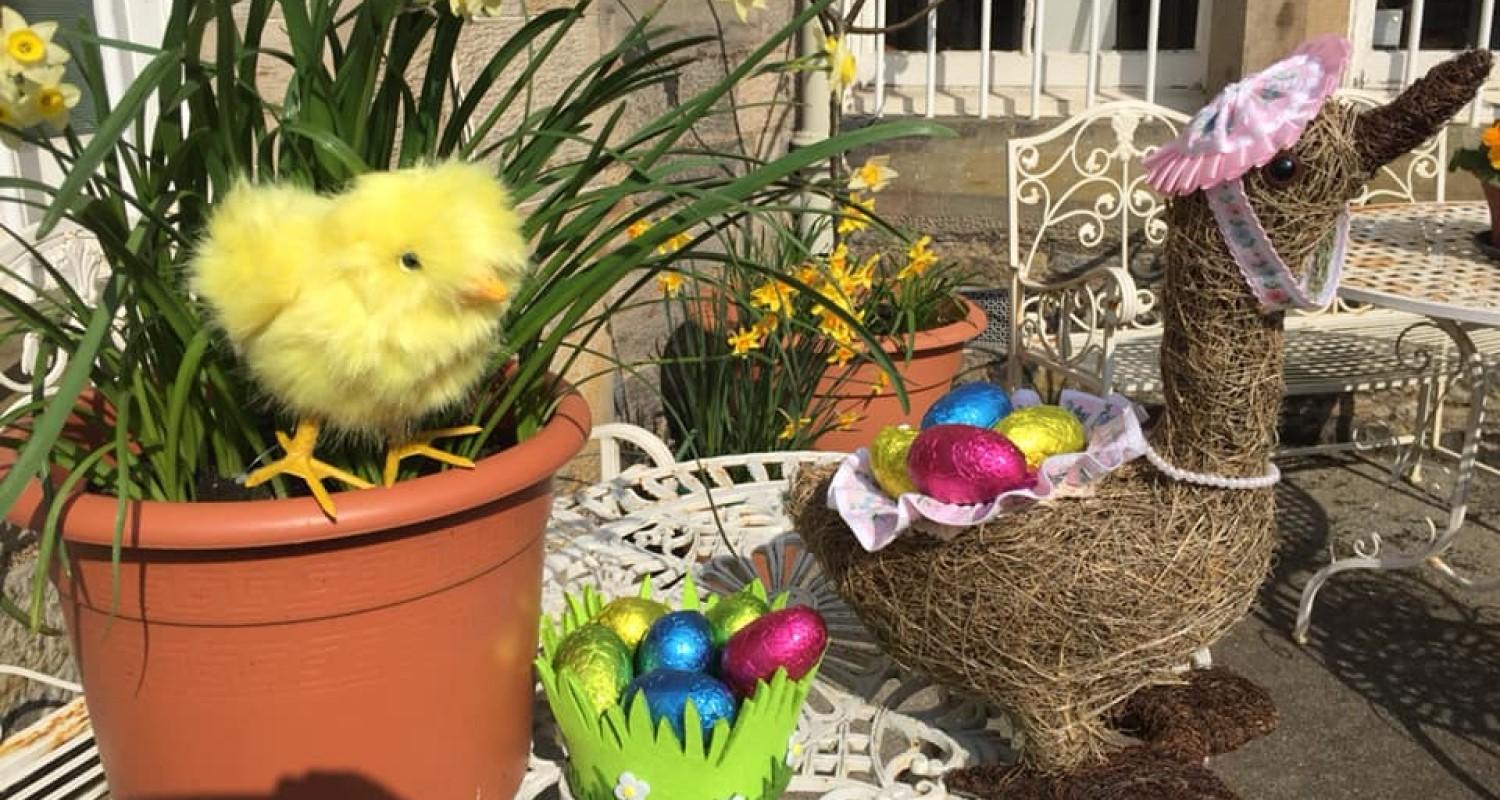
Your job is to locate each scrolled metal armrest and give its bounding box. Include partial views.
[1013,264,1143,331]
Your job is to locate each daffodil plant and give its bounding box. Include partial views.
[0,0,946,628]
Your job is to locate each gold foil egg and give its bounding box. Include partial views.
[595,596,670,652]
[993,405,1087,469]
[553,622,633,714]
[870,424,920,498]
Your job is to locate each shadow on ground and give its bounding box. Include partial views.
[1213,457,1500,800]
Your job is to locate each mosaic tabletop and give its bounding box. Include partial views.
[1343,201,1500,327]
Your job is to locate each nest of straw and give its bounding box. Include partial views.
[787,105,1371,776]
[789,462,1275,773]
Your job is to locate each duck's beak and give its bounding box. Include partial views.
[462,276,511,307]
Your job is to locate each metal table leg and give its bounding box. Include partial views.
[1294,319,1492,644]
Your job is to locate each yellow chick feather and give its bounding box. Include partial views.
[191,161,529,440]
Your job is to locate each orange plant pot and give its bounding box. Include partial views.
[1483,180,1500,246]
[812,298,986,452]
[3,382,591,800]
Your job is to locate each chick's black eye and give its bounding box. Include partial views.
[399,252,421,271]
[1263,153,1301,187]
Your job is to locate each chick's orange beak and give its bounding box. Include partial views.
[462,276,511,307]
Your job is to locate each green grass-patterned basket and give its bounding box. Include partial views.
[537,573,821,800]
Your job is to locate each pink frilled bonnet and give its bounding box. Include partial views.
[1144,35,1352,197]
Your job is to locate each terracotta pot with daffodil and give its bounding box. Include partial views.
[653,153,982,456]
[1450,118,1500,246]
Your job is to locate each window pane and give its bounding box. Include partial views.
[1371,0,1500,51]
[886,0,1025,52]
[1115,0,1200,51]
[7,0,99,133]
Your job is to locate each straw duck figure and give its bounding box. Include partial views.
[790,40,1491,796]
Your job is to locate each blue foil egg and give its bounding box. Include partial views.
[635,610,715,673]
[920,382,1014,429]
[625,669,738,742]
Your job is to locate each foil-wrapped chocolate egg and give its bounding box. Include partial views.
[870,424,920,498]
[705,590,770,648]
[920,382,1013,429]
[595,596,670,652]
[907,424,1032,504]
[625,669,738,741]
[636,610,715,674]
[552,623,633,714]
[719,606,828,698]
[994,405,1087,469]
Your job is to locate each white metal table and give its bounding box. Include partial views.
[1294,201,1500,643]
[523,427,1011,798]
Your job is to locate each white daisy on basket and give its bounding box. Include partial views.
[614,771,650,800]
[785,733,807,767]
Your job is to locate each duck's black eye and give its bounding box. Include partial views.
[399,252,422,271]
[1263,153,1301,187]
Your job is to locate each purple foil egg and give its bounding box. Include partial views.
[907,424,1033,504]
[719,606,828,698]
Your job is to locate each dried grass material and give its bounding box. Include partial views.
[1354,49,1494,174]
[1153,105,1365,476]
[944,747,1240,800]
[1113,667,1279,763]
[791,461,1275,773]
[787,103,1377,775]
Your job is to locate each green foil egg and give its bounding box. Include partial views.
[595,596,670,652]
[553,622,633,714]
[993,405,1087,469]
[705,590,770,648]
[870,424,920,498]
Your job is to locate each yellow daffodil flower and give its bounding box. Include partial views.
[749,280,795,313]
[778,415,812,441]
[826,242,850,275]
[827,344,856,366]
[0,8,69,83]
[835,410,862,431]
[656,270,684,297]
[627,219,653,239]
[823,36,856,93]
[0,98,30,146]
[725,0,767,22]
[657,231,693,256]
[794,263,821,287]
[449,0,505,17]
[33,80,80,132]
[727,326,761,356]
[752,312,780,336]
[870,371,891,395]
[837,193,874,235]
[898,234,938,280]
[849,155,898,194]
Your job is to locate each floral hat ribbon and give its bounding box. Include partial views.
[1144,35,1354,314]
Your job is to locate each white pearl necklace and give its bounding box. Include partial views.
[1143,442,1282,490]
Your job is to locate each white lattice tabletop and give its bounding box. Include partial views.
[524,435,1012,799]
[1341,202,1500,327]
[1295,201,1499,642]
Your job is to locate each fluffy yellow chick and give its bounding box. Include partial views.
[190,161,529,517]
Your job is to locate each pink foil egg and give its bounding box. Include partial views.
[719,606,828,698]
[907,424,1033,504]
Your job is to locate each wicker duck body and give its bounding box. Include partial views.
[791,48,1491,776]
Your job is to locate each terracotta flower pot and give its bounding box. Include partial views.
[812,297,986,452]
[2,380,592,800]
[1483,180,1500,246]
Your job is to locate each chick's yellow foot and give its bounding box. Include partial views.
[244,420,373,519]
[383,425,484,486]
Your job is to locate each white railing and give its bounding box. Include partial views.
[846,0,1498,124]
